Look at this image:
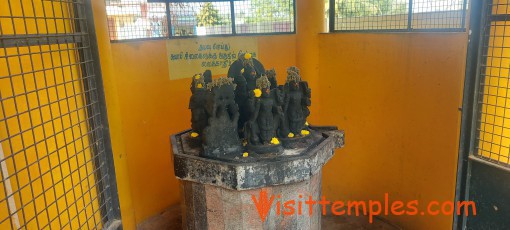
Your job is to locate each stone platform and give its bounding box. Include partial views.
[170,126,345,229]
[138,205,402,230]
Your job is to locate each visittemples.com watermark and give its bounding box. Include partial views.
[251,191,477,223]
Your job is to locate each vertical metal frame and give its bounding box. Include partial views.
[81,0,122,228]
[453,0,485,228]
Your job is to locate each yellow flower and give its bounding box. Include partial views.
[194,74,200,80]
[244,53,252,59]
[270,137,280,145]
[253,88,262,98]
[191,132,199,138]
[305,121,309,126]
[301,130,310,136]
[243,152,249,157]
[241,68,245,74]
[196,83,203,89]
[288,132,295,138]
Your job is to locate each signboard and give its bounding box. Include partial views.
[166,37,258,80]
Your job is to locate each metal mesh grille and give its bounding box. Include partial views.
[106,0,295,41]
[475,1,510,168]
[169,2,232,37]
[106,0,168,40]
[0,0,117,229]
[234,0,294,34]
[332,0,467,31]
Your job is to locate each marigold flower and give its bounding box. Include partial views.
[270,137,280,145]
[243,152,249,157]
[253,88,262,98]
[190,132,199,138]
[301,130,310,136]
[196,83,203,89]
[288,132,295,138]
[244,53,252,59]
[305,121,309,126]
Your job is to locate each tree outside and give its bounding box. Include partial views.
[197,2,223,26]
[245,0,294,23]
[336,0,407,17]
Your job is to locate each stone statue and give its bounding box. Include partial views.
[189,74,208,138]
[244,76,284,153]
[266,68,278,90]
[227,53,266,135]
[202,77,242,158]
[203,69,213,84]
[283,67,311,137]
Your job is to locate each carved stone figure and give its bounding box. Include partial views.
[202,77,242,158]
[189,74,208,138]
[244,76,284,153]
[266,68,278,90]
[227,53,266,135]
[203,69,213,84]
[283,67,311,137]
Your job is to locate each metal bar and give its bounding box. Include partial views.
[469,155,510,173]
[330,28,466,33]
[453,0,485,228]
[292,0,296,33]
[329,0,335,32]
[489,14,510,22]
[230,0,236,35]
[166,2,173,38]
[407,0,413,31]
[83,0,122,225]
[0,33,85,48]
[461,0,468,29]
[0,141,20,229]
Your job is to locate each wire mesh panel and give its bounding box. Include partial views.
[332,0,467,31]
[105,0,296,41]
[106,0,168,40]
[0,0,119,229]
[333,0,409,31]
[411,0,466,29]
[169,1,232,37]
[234,0,295,34]
[475,0,510,168]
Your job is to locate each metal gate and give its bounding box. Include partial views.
[0,0,120,229]
[456,0,510,229]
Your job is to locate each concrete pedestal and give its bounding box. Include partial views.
[171,127,344,230]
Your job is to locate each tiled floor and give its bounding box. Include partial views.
[137,205,401,230]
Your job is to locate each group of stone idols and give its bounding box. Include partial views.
[188,53,312,158]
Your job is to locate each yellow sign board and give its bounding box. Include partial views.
[166,37,258,80]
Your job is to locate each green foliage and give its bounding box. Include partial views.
[245,0,293,23]
[196,3,223,26]
[336,0,407,17]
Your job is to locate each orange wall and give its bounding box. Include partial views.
[92,0,469,229]
[318,33,467,229]
[109,36,297,224]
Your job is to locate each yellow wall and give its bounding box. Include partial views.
[92,0,469,229]
[108,36,297,223]
[318,33,467,229]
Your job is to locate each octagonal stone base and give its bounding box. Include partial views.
[171,126,344,230]
[180,172,322,230]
